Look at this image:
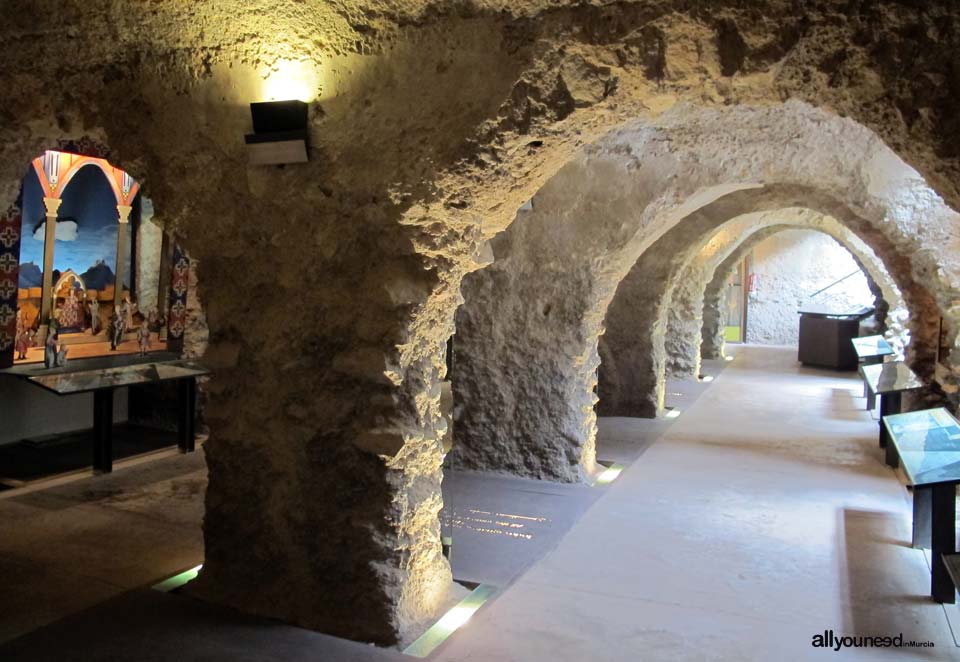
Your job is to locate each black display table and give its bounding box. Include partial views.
[797,305,874,370]
[851,335,895,410]
[1,354,209,474]
[883,408,960,603]
[859,361,923,454]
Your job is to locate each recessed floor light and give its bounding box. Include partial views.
[665,408,681,419]
[152,564,202,593]
[403,584,497,657]
[593,463,624,486]
[700,375,714,382]
[724,356,735,362]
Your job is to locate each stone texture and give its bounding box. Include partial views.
[744,230,875,345]
[3,0,960,646]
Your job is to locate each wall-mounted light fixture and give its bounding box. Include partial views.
[244,100,309,165]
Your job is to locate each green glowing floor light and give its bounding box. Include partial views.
[152,564,202,593]
[403,584,497,658]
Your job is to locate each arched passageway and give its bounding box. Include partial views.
[681,219,900,369]
[599,208,905,417]
[454,102,960,487]
[5,1,960,646]
[697,223,905,364]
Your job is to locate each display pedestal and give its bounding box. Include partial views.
[797,305,873,370]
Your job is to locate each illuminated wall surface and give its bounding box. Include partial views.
[18,165,133,289]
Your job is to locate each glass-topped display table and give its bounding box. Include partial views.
[0,353,208,474]
[883,408,960,603]
[859,361,923,451]
[851,334,895,363]
[797,305,874,370]
[851,335,895,409]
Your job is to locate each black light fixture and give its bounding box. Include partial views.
[244,100,309,165]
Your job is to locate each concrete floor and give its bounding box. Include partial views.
[1,345,957,660]
[439,346,959,660]
[0,447,206,644]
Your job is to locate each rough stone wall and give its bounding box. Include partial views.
[744,230,874,345]
[454,222,600,482]
[4,0,960,645]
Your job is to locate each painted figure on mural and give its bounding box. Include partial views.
[146,308,166,334]
[14,309,32,360]
[44,327,58,368]
[59,286,83,329]
[109,309,125,351]
[56,341,68,367]
[88,296,100,334]
[120,295,137,329]
[137,325,151,356]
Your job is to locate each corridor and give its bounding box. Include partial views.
[440,345,957,660]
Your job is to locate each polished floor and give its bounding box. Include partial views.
[1,345,956,660]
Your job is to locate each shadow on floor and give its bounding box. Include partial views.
[838,506,954,655]
[0,423,177,486]
[0,589,409,662]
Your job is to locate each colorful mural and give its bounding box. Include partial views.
[6,146,185,364]
[19,166,134,288]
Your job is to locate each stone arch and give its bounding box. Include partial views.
[675,222,898,372]
[698,223,907,365]
[600,209,905,417]
[454,101,960,486]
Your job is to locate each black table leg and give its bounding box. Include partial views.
[177,377,197,454]
[930,482,957,603]
[93,389,114,474]
[878,391,902,448]
[885,436,900,468]
[913,486,932,549]
[866,386,876,411]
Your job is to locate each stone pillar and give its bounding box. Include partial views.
[700,284,727,360]
[665,271,707,379]
[597,262,667,419]
[114,204,131,308]
[38,196,62,340]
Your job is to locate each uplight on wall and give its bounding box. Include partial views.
[261,58,320,103]
[245,59,321,165]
